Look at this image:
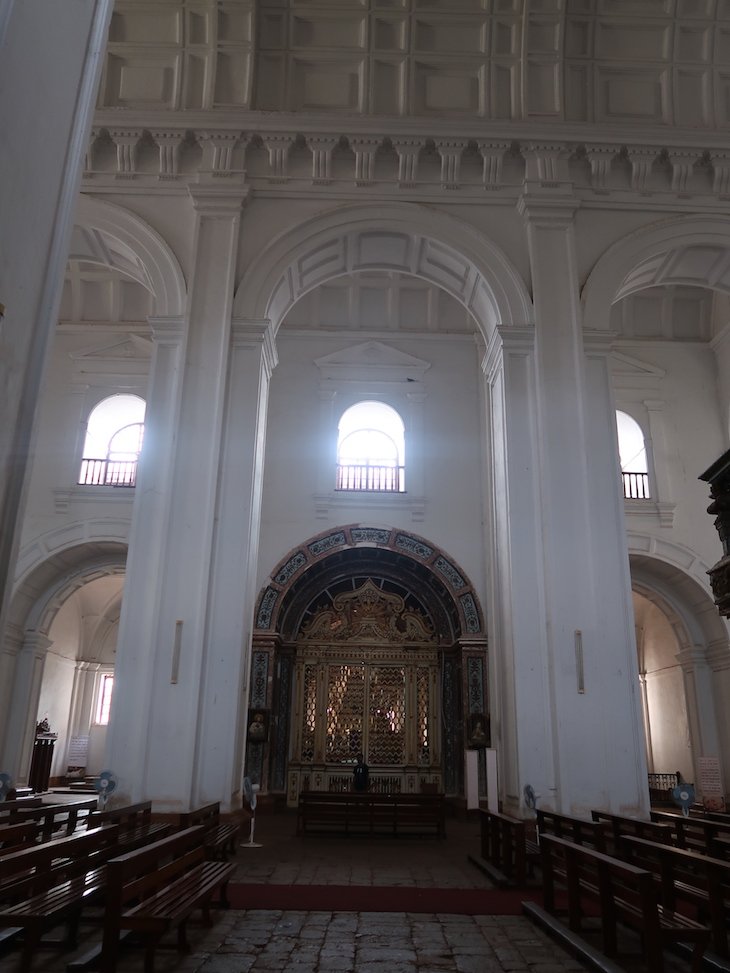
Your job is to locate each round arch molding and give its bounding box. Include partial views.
[255,524,485,642]
[233,202,533,342]
[582,215,730,332]
[71,195,187,317]
[627,536,729,660]
[8,540,128,641]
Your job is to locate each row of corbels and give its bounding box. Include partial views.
[85,127,730,196]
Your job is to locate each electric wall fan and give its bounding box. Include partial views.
[241,776,262,848]
[0,772,13,802]
[672,783,696,818]
[94,770,118,810]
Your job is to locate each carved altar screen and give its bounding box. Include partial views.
[290,580,440,796]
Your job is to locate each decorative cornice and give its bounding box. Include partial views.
[80,124,730,206]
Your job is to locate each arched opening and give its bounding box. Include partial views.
[250,526,486,805]
[630,545,730,802]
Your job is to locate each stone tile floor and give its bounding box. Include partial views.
[6,805,699,973]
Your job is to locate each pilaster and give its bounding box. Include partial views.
[514,190,648,815]
[106,185,250,811]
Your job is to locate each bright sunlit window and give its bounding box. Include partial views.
[94,674,114,726]
[336,401,405,492]
[616,410,650,499]
[79,394,146,487]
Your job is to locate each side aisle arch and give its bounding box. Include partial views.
[250,525,487,802]
[628,533,730,797]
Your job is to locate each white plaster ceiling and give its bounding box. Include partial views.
[61,261,154,324]
[101,0,730,129]
[280,271,478,334]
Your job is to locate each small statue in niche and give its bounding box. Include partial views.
[248,710,267,743]
[36,717,51,735]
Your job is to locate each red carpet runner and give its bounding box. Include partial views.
[228,884,545,914]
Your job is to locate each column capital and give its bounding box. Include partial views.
[22,631,53,655]
[187,181,250,216]
[583,330,619,356]
[148,315,185,343]
[231,318,278,375]
[517,194,580,228]
[482,326,535,382]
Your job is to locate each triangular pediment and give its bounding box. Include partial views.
[609,352,665,379]
[70,335,153,362]
[315,341,430,383]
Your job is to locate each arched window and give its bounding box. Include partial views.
[616,410,650,499]
[336,401,405,493]
[79,394,146,487]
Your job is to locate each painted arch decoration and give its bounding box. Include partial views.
[254,524,484,639]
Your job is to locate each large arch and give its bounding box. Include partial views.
[0,539,128,784]
[250,525,487,801]
[233,202,533,342]
[627,533,728,654]
[628,542,730,796]
[255,524,485,640]
[582,215,730,332]
[71,195,187,317]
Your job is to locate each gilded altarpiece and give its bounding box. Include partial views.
[286,580,441,805]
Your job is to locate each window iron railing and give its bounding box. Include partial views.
[336,464,405,493]
[78,458,138,487]
[622,471,650,499]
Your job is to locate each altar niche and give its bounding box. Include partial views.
[286,579,441,804]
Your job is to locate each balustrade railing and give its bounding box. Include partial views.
[78,458,137,487]
[622,470,650,499]
[335,464,404,493]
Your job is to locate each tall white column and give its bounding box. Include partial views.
[484,327,556,814]
[0,0,112,662]
[106,183,251,812]
[1,632,51,783]
[513,189,647,816]
[192,318,277,807]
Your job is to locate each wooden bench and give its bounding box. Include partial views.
[591,809,675,855]
[178,802,240,860]
[536,832,710,973]
[536,809,608,852]
[0,826,121,971]
[296,791,445,839]
[0,798,42,827]
[618,832,730,959]
[98,826,234,973]
[477,808,539,887]
[12,798,97,842]
[650,809,730,858]
[87,800,170,851]
[0,823,37,853]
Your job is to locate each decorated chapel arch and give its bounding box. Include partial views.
[248,526,487,803]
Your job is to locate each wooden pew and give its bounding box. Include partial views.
[178,802,240,860]
[98,826,234,973]
[650,809,730,858]
[0,823,37,853]
[12,798,97,841]
[0,798,42,826]
[591,809,676,854]
[297,791,446,839]
[0,826,121,971]
[536,809,608,852]
[618,833,730,959]
[477,807,539,887]
[87,800,170,850]
[536,832,710,973]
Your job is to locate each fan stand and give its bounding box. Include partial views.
[240,812,262,849]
